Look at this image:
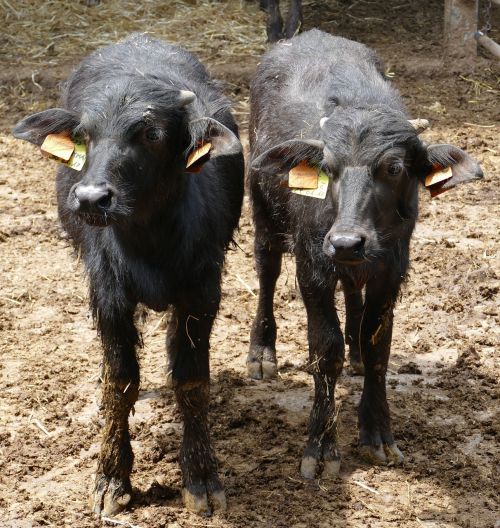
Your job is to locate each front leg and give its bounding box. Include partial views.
[298,265,344,479]
[168,294,225,515]
[358,276,404,465]
[341,277,364,375]
[91,299,140,517]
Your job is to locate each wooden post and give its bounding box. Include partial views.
[444,0,479,59]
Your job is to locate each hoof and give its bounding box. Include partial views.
[300,454,341,480]
[246,346,277,380]
[359,443,404,466]
[247,360,263,380]
[182,484,227,516]
[262,360,278,379]
[91,475,132,517]
[349,360,365,376]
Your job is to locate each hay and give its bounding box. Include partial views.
[0,0,267,119]
[0,0,267,66]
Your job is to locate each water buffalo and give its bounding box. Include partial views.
[13,33,244,516]
[247,29,482,477]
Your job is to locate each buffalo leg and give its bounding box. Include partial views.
[284,0,303,39]
[169,294,225,515]
[358,277,404,465]
[298,266,344,479]
[91,303,140,517]
[248,237,282,379]
[341,277,365,375]
[265,0,284,42]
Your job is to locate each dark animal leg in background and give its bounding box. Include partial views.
[91,306,140,517]
[358,276,404,465]
[169,299,225,515]
[265,0,284,42]
[248,238,282,379]
[341,277,365,375]
[298,267,344,479]
[284,0,303,39]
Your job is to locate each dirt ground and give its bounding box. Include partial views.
[0,1,499,527]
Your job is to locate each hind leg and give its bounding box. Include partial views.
[284,0,303,39]
[248,235,282,380]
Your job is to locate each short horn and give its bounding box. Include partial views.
[408,118,429,134]
[178,90,196,107]
[319,117,329,129]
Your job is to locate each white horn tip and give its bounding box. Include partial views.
[179,90,196,106]
[408,118,429,133]
[319,117,328,129]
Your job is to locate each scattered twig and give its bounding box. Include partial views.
[145,312,168,337]
[31,71,43,91]
[101,517,143,528]
[352,480,380,495]
[185,314,199,348]
[31,418,52,436]
[235,273,256,297]
[463,122,496,128]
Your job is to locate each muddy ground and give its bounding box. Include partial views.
[0,1,499,527]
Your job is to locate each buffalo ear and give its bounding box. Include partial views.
[251,139,325,174]
[422,144,483,196]
[186,117,242,172]
[12,108,80,146]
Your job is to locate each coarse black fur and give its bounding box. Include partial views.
[13,34,244,516]
[247,29,482,475]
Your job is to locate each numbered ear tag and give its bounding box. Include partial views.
[41,134,74,162]
[40,133,87,171]
[425,166,452,198]
[288,160,319,189]
[186,142,212,173]
[289,161,329,199]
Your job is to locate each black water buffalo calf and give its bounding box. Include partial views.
[13,34,244,516]
[248,29,482,477]
[260,0,302,42]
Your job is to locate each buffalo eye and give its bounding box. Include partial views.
[144,127,163,142]
[387,162,404,177]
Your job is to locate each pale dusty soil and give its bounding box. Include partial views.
[0,1,499,528]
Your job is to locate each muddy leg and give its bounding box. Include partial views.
[91,305,140,517]
[284,0,303,39]
[169,297,225,515]
[358,277,404,465]
[248,238,282,380]
[341,277,365,375]
[298,268,344,479]
[265,0,284,42]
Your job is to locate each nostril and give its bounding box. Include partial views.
[73,184,113,212]
[96,191,112,210]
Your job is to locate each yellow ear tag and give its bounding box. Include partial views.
[288,160,319,189]
[290,163,329,200]
[425,166,452,198]
[40,133,86,171]
[186,142,212,173]
[66,138,86,171]
[41,133,74,162]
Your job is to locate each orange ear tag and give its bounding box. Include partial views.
[425,166,452,198]
[41,133,75,162]
[186,142,212,173]
[288,160,319,189]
